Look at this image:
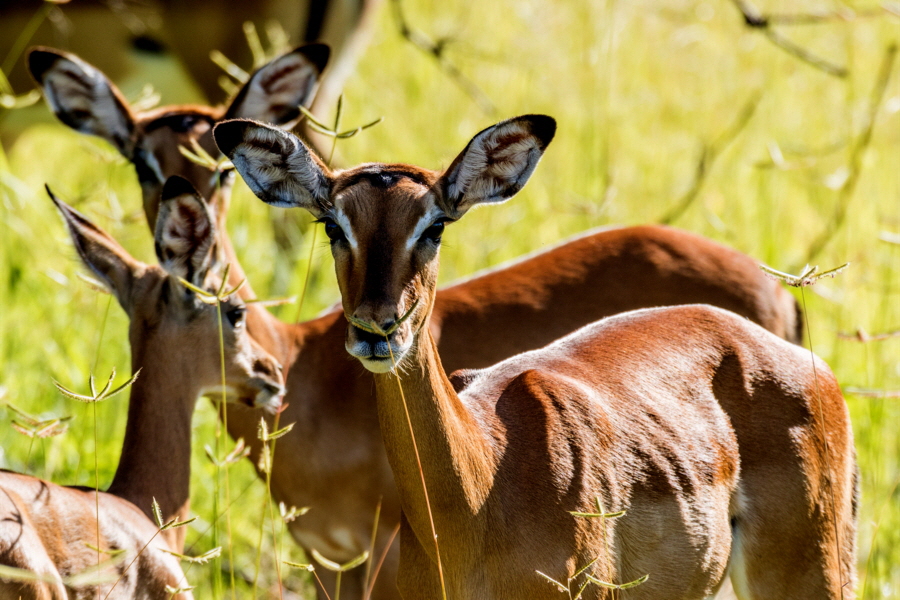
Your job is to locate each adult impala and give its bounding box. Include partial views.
[28,43,329,298]
[0,177,284,599]
[32,52,804,598]
[215,116,802,600]
[219,114,858,599]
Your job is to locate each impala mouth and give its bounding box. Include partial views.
[202,382,285,412]
[346,326,409,373]
[251,379,285,413]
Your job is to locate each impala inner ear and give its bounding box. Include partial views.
[439,114,556,220]
[155,176,218,286]
[214,119,332,215]
[47,185,138,312]
[28,47,137,159]
[224,43,331,126]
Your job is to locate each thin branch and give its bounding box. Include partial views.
[659,92,761,225]
[738,3,893,26]
[762,28,847,77]
[844,387,900,398]
[837,328,900,342]
[803,44,897,265]
[390,0,495,115]
[729,0,866,77]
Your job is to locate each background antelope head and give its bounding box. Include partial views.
[30,44,329,231]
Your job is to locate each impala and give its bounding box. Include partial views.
[32,51,805,599]
[28,43,329,298]
[0,177,284,599]
[217,114,858,599]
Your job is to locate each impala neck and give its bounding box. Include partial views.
[107,351,196,553]
[372,327,495,550]
[209,187,258,302]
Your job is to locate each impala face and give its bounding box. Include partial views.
[49,177,285,410]
[125,264,286,410]
[131,107,233,224]
[215,114,557,373]
[321,166,445,371]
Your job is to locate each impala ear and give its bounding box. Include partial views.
[214,119,331,216]
[28,47,137,159]
[224,43,330,125]
[438,115,556,220]
[154,176,219,286]
[47,185,138,311]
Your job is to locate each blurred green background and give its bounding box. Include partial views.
[1,0,898,597]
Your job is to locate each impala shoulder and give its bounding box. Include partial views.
[448,368,483,393]
[495,368,601,417]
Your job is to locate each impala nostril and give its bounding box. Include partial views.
[353,326,387,345]
[254,358,278,378]
[264,381,284,397]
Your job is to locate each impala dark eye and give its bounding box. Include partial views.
[421,221,445,244]
[320,218,347,243]
[218,168,235,185]
[226,306,246,327]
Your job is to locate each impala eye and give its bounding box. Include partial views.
[226,306,246,327]
[320,218,347,243]
[420,221,445,244]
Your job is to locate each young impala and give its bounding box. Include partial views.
[0,177,284,599]
[31,48,806,599]
[217,114,857,599]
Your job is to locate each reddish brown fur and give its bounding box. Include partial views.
[0,473,187,599]
[28,45,330,301]
[212,115,851,599]
[297,159,856,598]
[0,191,284,599]
[37,92,803,600]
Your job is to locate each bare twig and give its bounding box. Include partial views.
[837,328,900,342]
[737,2,894,27]
[844,388,900,398]
[761,28,847,77]
[390,0,495,115]
[803,44,897,265]
[729,0,860,77]
[659,92,761,225]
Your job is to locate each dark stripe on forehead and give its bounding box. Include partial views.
[143,111,217,134]
[335,168,433,194]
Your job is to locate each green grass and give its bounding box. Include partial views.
[1,0,899,596]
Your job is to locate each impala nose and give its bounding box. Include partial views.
[249,356,284,411]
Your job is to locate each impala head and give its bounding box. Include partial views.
[48,176,285,409]
[29,43,330,230]
[215,115,556,372]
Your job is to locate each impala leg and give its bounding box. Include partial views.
[728,467,855,600]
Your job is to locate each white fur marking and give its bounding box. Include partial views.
[333,209,357,249]
[405,207,444,251]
